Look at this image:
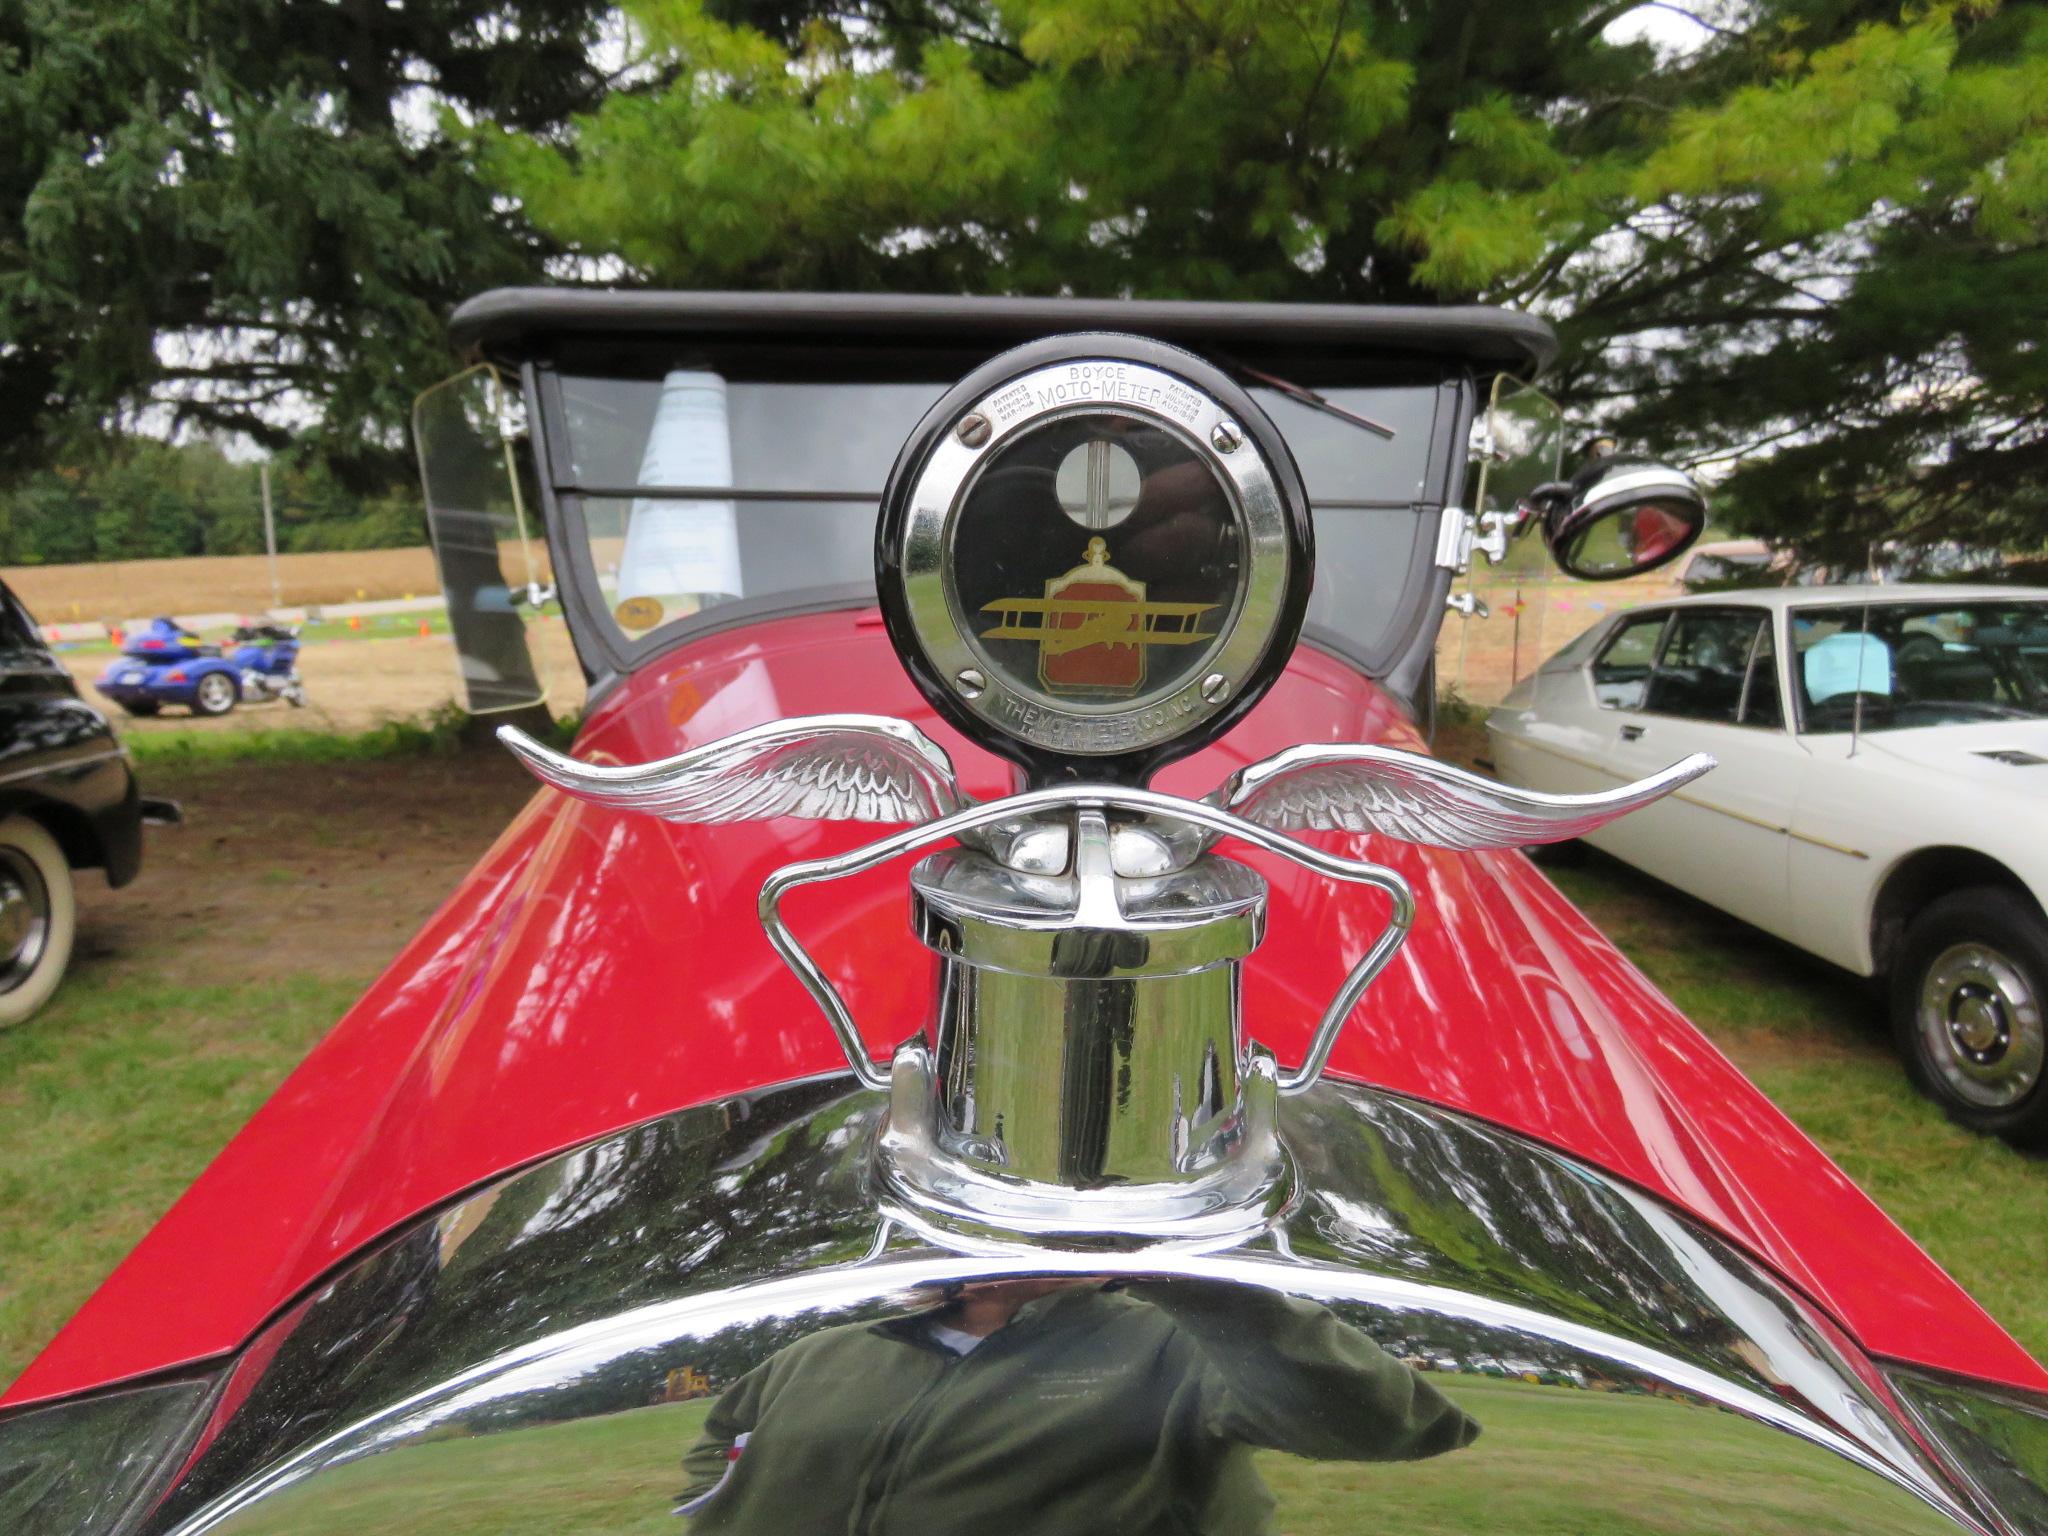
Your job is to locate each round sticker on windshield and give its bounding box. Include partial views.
[614,595,665,632]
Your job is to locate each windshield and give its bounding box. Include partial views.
[548,368,1449,673]
[1790,601,2048,731]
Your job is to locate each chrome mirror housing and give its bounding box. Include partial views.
[1531,455,1707,581]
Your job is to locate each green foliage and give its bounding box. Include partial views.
[0,0,612,489]
[0,437,428,564]
[482,0,2048,555]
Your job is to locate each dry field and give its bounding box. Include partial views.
[7,543,551,622]
[19,546,1683,731]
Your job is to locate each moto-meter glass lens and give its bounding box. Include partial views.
[951,412,1246,711]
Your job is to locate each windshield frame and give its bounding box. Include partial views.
[511,338,1486,712]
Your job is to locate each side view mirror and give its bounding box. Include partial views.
[1523,458,1706,581]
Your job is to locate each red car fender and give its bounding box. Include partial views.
[8,606,2042,1407]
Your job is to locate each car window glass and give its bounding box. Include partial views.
[1741,622,1784,728]
[1791,602,2048,731]
[1591,613,1667,710]
[1803,630,1892,703]
[1645,611,1764,725]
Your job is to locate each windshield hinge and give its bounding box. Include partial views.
[1469,414,1510,466]
[1435,506,1517,574]
[1445,591,1490,619]
[1434,506,1475,573]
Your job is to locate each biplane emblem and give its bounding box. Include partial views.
[979,538,1218,696]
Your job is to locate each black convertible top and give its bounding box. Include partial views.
[449,289,1557,378]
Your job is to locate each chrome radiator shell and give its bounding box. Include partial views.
[70,1073,2026,1536]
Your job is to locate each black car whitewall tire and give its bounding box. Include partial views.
[192,672,238,716]
[0,815,75,1027]
[1891,886,2048,1146]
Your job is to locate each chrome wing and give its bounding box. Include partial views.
[498,715,968,825]
[1207,745,1713,850]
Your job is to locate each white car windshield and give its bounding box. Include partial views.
[1790,601,2048,731]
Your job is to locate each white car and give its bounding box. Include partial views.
[1487,584,2048,1143]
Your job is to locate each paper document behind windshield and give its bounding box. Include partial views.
[622,371,743,603]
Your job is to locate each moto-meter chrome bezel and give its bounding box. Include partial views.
[897,357,1294,760]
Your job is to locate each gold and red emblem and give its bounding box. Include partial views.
[979,538,1219,698]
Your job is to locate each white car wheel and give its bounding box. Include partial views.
[0,815,77,1027]
[1892,887,2048,1146]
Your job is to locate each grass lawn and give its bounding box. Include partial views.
[1544,849,2048,1362]
[0,717,2042,1399]
[0,734,541,1386]
[187,1378,1937,1536]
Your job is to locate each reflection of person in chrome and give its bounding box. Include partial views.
[676,1275,1477,1533]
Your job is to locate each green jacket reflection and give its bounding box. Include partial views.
[679,1280,1478,1535]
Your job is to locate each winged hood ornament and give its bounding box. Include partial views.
[1205,744,1715,850]
[498,715,968,826]
[499,719,1708,854]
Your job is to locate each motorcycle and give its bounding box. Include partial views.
[226,622,306,709]
[93,617,304,718]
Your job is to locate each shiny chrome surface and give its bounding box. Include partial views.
[0,1377,215,1536]
[1891,1367,2048,1533]
[909,833,1267,978]
[898,357,1294,759]
[880,1043,1289,1245]
[99,1073,2029,1535]
[1918,942,2045,1109]
[895,811,1282,1236]
[497,713,968,826]
[0,843,52,992]
[755,784,1414,1108]
[1209,742,1715,850]
[1541,458,1707,581]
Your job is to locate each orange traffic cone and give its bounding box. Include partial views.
[348,615,361,631]
[417,620,432,639]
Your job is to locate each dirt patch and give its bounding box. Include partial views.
[78,750,543,992]
[60,623,586,736]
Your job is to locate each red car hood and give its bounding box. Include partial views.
[9,606,2044,1406]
